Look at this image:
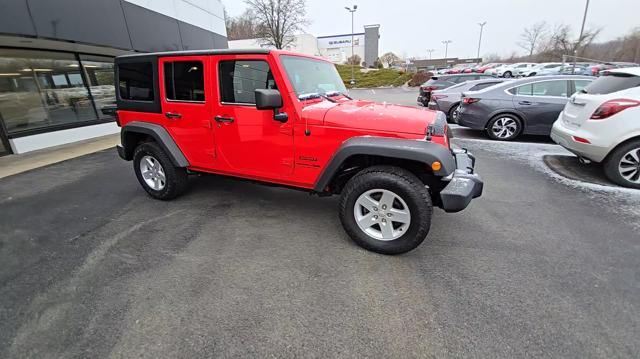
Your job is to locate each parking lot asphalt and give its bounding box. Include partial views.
[2,88,640,358]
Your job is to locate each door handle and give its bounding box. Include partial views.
[214,115,235,123]
[518,101,532,105]
[165,112,182,119]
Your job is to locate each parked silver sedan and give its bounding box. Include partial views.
[427,78,506,123]
[457,75,594,140]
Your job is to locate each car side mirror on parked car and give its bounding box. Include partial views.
[254,89,288,123]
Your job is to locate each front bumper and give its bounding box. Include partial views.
[439,148,483,212]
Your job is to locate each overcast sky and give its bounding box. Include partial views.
[222,0,640,59]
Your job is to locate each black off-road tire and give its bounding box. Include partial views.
[603,139,640,189]
[338,166,433,255]
[133,142,189,200]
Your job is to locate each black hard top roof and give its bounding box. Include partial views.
[116,49,271,61]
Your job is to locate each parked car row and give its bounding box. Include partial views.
[431,67,640,189]
[417,73,497,106]
[435,61,639,78]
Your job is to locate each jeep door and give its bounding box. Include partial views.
[211,54,294,179]
[512,79,569,135]
[159,56,216,169]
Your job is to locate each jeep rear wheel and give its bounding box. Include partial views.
[133,142,189,200]
[339,166,432,255]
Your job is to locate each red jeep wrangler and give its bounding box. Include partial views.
[114,49,483,254]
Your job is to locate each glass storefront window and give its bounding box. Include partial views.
[79,54,115,119]
[0,49,98,134]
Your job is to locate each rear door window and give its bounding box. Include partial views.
[118,61,154,101]
[219,60,276,104]
[511,84,532,95]
[164,61,205,102]
[582,73,640,94]
[532,80,568,97]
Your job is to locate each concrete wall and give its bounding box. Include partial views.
[0,0,228,54]
[228,34,320,56]
[364,25,380,67]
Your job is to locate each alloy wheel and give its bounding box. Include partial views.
[618,147,640,184]
[491,117,518,139]
[451,106,460,123]
[353,189,411,241]
[139,155,166,191]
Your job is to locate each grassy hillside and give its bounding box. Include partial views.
[336,64,412,88]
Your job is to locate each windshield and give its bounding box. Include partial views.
[280,55,347,99]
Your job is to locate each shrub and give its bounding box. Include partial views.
[408,71,432,87]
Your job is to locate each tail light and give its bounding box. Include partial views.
[590,99,640,119]
[463,97,480,105]
[431,94,446,100]
[421,86,437,92]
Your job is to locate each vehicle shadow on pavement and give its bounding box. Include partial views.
[543,155,617,187]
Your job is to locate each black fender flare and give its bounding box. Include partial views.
[313,136,456,192]
[120,121,189,167]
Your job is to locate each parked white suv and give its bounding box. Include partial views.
[551,67,640,188]
[496,63,537,78]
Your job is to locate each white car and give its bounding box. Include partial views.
[496,63,537,78]
[484,64,508,76]
[551,67,640,188]
[519,63,562,77]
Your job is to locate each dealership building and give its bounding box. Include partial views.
[0,0,228,157]
[228,24,381,66]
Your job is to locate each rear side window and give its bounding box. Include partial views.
[573,80,592,94]
[118,61,154,101]
[219,60,276,104]
[582,73,640,94]
[164,61,205,102]
[469,82,500,91]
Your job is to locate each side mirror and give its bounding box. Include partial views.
[255,89,282,110]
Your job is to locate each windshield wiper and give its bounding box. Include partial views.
[298,92,337,103]
[325,91,353,100]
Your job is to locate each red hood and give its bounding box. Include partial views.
[300,99,437,135]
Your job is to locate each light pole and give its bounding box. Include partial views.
[573,0,590,74]
[477,21,487,60]
[442,40,452,65]
[427,49,435,60]
[345,5,358,85]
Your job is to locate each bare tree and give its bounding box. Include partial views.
[225,9,261,40]
[244,0,308,49]
[517,22,548,58]
[346,54,361,66]
[379,52,400,67]
[540,24,601,59]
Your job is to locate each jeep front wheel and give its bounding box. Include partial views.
[133,142,189,200]
[339,166,432,255]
